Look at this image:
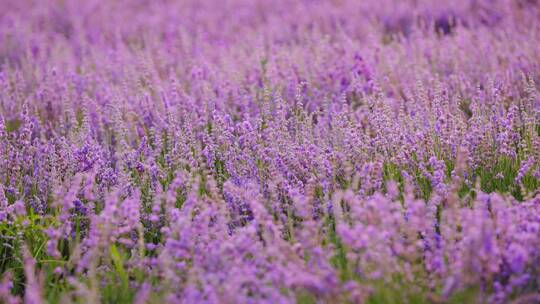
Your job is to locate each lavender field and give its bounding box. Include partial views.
[0,1,540,303]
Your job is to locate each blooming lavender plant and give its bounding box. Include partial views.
[0,0,540,303]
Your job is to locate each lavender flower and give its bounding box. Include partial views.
[0,0,539,302]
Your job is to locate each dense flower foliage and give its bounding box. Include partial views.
[1,0,540,303]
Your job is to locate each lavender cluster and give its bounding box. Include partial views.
[1,0,540,303]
